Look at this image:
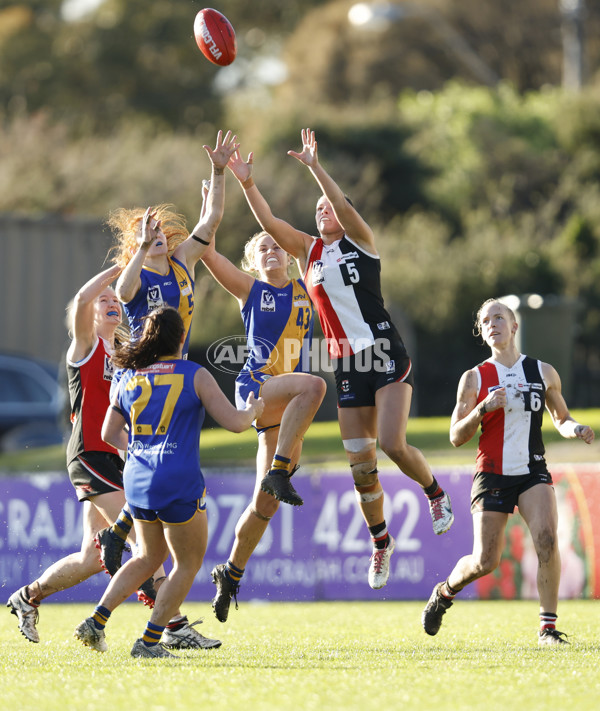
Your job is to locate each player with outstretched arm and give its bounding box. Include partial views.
[227,128,454,591]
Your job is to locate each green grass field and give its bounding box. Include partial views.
[2,409,599,473]
[1,600,599,711]
[2,413,599,710]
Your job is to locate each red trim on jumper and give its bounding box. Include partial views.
[476,361,504,475]
[304,240,355,359]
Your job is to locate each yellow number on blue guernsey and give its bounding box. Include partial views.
[126,373,184,435]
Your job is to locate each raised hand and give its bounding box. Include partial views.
[204,130,240,171]
[140,207,161,248]
[228,148,254,183]
[287,127,318,168]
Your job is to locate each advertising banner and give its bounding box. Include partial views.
[1,465,599,602]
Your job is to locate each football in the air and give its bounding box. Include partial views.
[194,8,237,67]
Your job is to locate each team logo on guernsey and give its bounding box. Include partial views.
[341,379,351,393]
[260,290,275,312]
[147,285,164,310]
[312,260,325,285]
[386,359,395,374]
[103,355,115,382]
[180,278,192,296]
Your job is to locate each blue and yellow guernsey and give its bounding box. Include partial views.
[241,278,314,377]
[123,256,195,357]
[116,359,205,510]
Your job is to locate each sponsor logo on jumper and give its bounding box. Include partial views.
[138,362,177,374]
[130,440,178,455]
[377,321,390,330]
[337,252,359,263]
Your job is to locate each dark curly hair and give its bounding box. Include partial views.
[111,306,184,369]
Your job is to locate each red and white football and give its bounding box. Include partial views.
[194,8,237,67]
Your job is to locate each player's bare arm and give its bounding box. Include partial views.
[289,128,377,254]
[194,369,264,432]
[115,207,156,303]
[450,369,507,447]
[228,148,313,268]
[69,264,122,361]
[542,362,595,443]
[201,240,254,307]
[177,130,239,269]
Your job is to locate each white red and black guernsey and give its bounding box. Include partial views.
[66,336,118,463]
[303,234,398,359]
[475,354,548,476]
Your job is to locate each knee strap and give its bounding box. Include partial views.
[355,486,383,504]
[351,460,379,488]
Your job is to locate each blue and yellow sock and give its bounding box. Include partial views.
[92,605,111,630]
[269,454,291,476]
[111,506,133,542]
[225,560,245,584]
[142,621,165,647]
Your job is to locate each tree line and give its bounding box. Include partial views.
[2,0,600,413]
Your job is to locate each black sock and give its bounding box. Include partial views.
[368,521,390,550]
[424,477,443,499]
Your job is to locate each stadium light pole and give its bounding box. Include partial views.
[559,0,585,90]
[347,2,500,87]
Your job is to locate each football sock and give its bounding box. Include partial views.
[111,506,133,542]
[269,454,291,476]
[424,477,443,499]
[25,583,42,606]
[226,560,245,584]
[368,521,390,550]
[142,621,165,647]
[92,605,111,630]
[166,615,188,631]
[441,580,459,600]
[540,612,557,632]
